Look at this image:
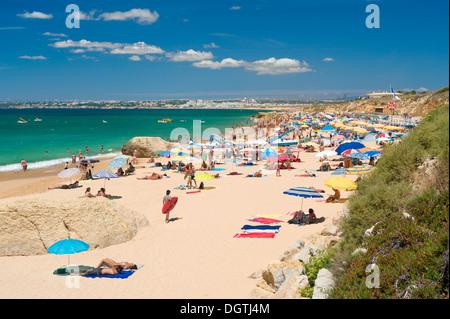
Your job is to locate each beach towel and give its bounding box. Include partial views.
[213,168,226,171]
[315,199,327,202]
[241,225,281,233]
[233,232,275,238]
[83,265,144,279]
[285,211,296,216]
[249,217,282,224]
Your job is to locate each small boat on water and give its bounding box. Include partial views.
[158,118,173,123]
[17,118,28,124]
[34,118,42,122]
[103,120,108,123]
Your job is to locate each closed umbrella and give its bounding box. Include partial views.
[283,187,323,212]
[47,238,89,266]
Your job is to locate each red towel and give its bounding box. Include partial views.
[249,217,282,224]
[233,232,275,238]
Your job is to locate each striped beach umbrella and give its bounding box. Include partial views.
[93,169,117,188]
[344,165,375,175]
[283,187,324,212]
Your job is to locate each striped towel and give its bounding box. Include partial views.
[233,233,275,238]
[249,217,282,224]
[241,225,281,233]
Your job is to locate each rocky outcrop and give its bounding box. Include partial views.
[0,198,149,256]
[123,136,175,157]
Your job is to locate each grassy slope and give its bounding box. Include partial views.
[327,105,449,299]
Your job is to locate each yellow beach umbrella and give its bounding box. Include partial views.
[170,148,183,154]
[345,165,375,175]
[324,177,357,191]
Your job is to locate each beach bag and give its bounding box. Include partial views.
[199,182,204,189]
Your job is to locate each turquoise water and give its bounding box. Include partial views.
[0,108,261,171]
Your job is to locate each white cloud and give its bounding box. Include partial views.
[166,49,214,62]
[18,55,47,60]
[203,42,219,49]
[51,39,123,50]
[18,11,53,19]
[43,32,68,37]
[70,47,105,54]
[128,55,141,61]
[230,6,241,10]
[98,9,159,25]
[76,11,96,20]
[323,57,334,62]
[144,55,157,61]
[245,58,312,75]
[193,57,313,75]
[110,42,164,55]
[193,58,244,69]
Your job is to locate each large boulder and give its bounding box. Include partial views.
[0,198,149,256]
[261,260,304,290]
[123,136,175,157]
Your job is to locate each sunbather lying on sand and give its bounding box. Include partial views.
[245,171,263,177]
[137,173,168,180]
[227,171,243,175]
[48,181,80,190]
[80,264,123,276]
[308,186,325,193]
[295,172,316,177]
[95,258,137,270]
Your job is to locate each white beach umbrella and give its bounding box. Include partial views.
[57,168,80,183]
[315,151,338,159]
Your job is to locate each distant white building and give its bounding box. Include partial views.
[365,91,403,99]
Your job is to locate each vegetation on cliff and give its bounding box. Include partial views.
[325,105,449,299]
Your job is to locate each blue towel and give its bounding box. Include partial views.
[213,168,226,171]
[83,269,139,279]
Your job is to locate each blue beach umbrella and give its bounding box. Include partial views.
[260,148,278,158]
[363,150,383,157]
[108,158,127,169]
[283,187,324,212]
[47,239,89,266]
[335,141,365,155]
[93,169,118,187]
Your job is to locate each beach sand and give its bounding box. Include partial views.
[0,145,368,299]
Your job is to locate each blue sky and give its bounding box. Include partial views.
[0,0,448,101]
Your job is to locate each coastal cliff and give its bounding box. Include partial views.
[123,136,175,157]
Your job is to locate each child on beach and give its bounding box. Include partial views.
[163,190,173,223]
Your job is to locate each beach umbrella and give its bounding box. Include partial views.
[348,152,369,160]
[283,187,324,212]
[108,158,127,169]
[47,238,89,266]
[364,150,383,157]
[93,169,117,188]
[331,135,346,140]
[160,151,175,157]
[81,158,100,164]
[335,141,365,155]
[114,155,132,160]
[331,168,348,175]
[324,177,357,191]
[259,148,278,158]
[315,150,338,158]
[344,165,375,175]
[153,150,164,156]
[376,137,393,143]
[170,148,183,155]
[57,168,80,183]
[341,149,361,156]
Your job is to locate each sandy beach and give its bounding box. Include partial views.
[0,140,367,299]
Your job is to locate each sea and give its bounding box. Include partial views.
[0,108,265,172]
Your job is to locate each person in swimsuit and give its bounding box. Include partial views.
[94,258,137,270]
[81,264,124,276]
[21,159,27,172]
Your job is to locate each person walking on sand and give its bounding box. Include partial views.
[21,158,27,172]
[163,190,173,223]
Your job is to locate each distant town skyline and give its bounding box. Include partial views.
[0,0,448,101]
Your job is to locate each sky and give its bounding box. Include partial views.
[0,0,448,101]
